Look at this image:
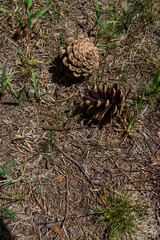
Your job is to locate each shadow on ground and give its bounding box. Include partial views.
[49,57,84,87]
[0,219,14,240]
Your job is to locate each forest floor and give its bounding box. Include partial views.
[0,0,160,239]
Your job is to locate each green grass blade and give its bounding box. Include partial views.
[135,101,138,111]
[24,0,32,10]
[128,103,138,130]
[151,86,160,94]
[151,70,160,90]
[1,66,6,89]
[100,20,118,35]
[2,191,27,201]
[0,168,12,180]
[30,5,51,19]
[0,8,10,13]
[28,0,32,9]
[3,157,16,176]
[11,86,25,100]
[18,86,25,96]
[65,2,77,8]
[2,178,25,187]
[97,15,103,25]
[96,0,99,18]
[10,87,18,98]
[138,89,145,111]
[32,71,38,96]
[100,5,114,15]
[0,207,17,223]
[27,0,32,17]
[3,73,12,90]
[39,89,50,98]
[17,47,24,58]
[28,4,32,19]
[18,12,24,27]
[97,5,114,24]
[96,42,116,48]
[4,173,13,181]
[98,20,118,30]
[29,59,39,63]
[24,0,30,6]
[146,80,152,95]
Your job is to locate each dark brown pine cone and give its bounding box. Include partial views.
[59,34,99,78]
[78,83,125,129]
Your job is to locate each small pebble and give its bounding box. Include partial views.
[91,176,101,185]
[28,89,36,98]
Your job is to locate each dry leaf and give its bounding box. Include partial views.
[53,226,61,233]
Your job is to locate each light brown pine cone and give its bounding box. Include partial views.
[59,34,99,78]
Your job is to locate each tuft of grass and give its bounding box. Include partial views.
[1,191,26,201]
[1,1,51,32]
[94,0,153,49]
[0,207,17,224]
[92,189,145,239]
[127,69,160,131]
[17,48,32,73]
[10,86,25,101]
[0,158,16,181]
[94,0,118,47]
[0,66,12,92]
[116,1,143,34]
[16,48,42,74]
[0,158,26,223]
[24,0,51,29]
[0,157,25,187]
[128,70,160,131]
[146,70,160,99]
[127,89,145,131]
[32,70,49,99]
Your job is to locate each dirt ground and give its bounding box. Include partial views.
[0,0,160,239]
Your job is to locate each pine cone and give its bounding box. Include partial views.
[79,83,125,129]
[59,34,99,78]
